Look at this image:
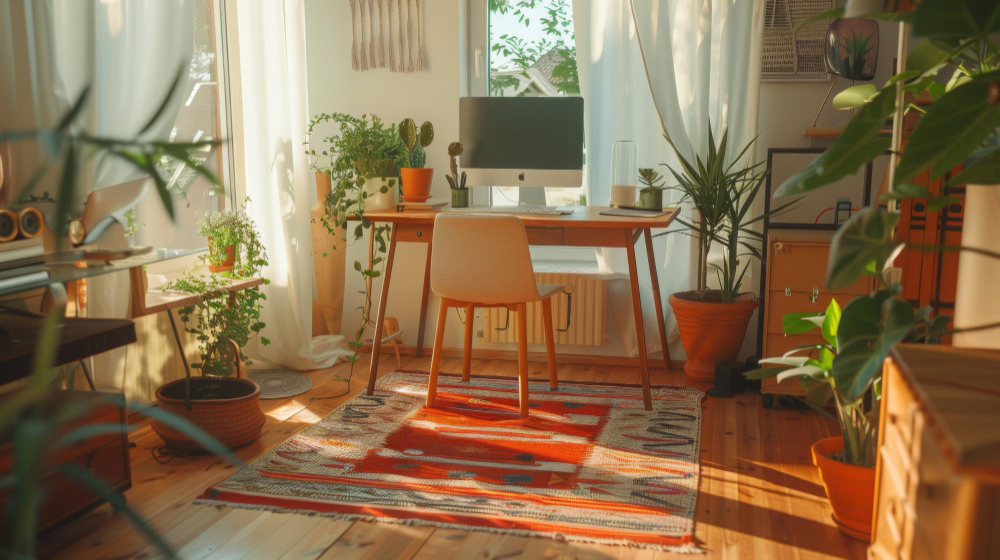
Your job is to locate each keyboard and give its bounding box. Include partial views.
[443,205,575,215]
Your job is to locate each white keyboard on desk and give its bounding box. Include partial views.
[443,205,575,215]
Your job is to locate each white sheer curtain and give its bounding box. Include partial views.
[233,0,351,370]
[0,0,194,390]
[573,0,763,360]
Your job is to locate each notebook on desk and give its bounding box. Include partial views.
[599,207,673,218]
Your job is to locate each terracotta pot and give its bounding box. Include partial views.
[812,436,875,541]
[669,291,757,381]
[153,377,265,451]
[400,167,434,202]
[208,243,235,273]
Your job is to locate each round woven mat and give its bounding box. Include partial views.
[247,369,313,399]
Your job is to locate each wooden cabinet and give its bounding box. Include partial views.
[0,390,131,534]
[870,346,1000,560]
[759,233,871,398]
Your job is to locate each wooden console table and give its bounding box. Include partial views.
[355,206,680,410]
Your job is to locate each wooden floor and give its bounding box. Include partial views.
[42,353,867,560]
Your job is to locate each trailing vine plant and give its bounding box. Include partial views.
[162,204,270,377]
[305,112,408,363]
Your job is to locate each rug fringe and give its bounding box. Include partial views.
[193,497,705,553]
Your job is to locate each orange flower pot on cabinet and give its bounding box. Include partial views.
[669,291,757,382]
[400,167,434,202]
[812,436,875,541]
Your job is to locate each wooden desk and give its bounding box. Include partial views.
[358,206,680,410]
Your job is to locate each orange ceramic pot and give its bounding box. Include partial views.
[669,291,757,381]
[400,167,434,202]
[208,243,235,273]
[812,436,875,541]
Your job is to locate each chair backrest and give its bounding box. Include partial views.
[431,214,540,304]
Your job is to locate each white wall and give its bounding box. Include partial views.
[304,0,466,351]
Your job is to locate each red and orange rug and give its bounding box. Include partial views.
[197,371,704,551]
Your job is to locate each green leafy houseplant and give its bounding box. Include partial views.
[637,167,666,210]
[660,125,797,381]
[305,113,408,363]
[162,206,270,378]
[1,77,240,560]
[836,28,875,77]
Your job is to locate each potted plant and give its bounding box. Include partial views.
[199,210,241,272]
[637,167,666,210]
[663,125,796,381]
[307,112,408,212]
[399,118,435,202]
[305,112,407,366]
[155,206,270,450]
[446,141,470,208]
[747,214,950,538]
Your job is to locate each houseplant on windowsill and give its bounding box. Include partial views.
[637,167,666,210]
[663,124,797,381]
[399,118,435,202]
[446,141,470,208]
[155,205,270,450]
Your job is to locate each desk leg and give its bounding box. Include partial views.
[416,241,433,357]
[625,228,653,410]
[644,229,671,370]
[366,224,398,396]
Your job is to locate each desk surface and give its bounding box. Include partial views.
[359,206,680,229]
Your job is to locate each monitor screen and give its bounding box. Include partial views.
[459,97,584,188]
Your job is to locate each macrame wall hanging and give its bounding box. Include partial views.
[349,0,424,72]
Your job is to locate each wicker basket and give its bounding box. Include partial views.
[153,377,265,451]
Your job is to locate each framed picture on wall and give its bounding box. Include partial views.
[764,147,890,230]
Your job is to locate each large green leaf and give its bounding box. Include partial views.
[782,312,824,335]
[948,144,1000,185]
[903,40,951,76]
[774,90,894,198]
[826,208,901,290]
[832,297,914,402]
[837,295,882,350]
[894,72,1000,187]
[821,299,842,350]
[833,84,878,110]
[912,0,1000,41]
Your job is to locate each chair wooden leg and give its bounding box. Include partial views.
[391,339,402,368]
[516,302,529,418]
[541,298,558,390]
[462,304,474,381]
[426,299,449,408]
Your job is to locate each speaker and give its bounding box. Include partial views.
[0,208,16,242]
[17,207,43,238]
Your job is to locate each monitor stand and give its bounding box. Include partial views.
[517,187,547,206]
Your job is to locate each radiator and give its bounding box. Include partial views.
[481,273,606,346]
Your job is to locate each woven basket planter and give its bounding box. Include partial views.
[153,377,265,451]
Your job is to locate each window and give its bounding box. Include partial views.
[467,0,585,208]
[135,0,235,278]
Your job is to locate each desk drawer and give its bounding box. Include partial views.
[769,239,870,295]
[525,226,564,246]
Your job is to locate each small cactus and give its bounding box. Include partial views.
[448,142,464,157]
[399,118,433,168]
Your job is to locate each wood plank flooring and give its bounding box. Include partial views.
[41,353,867,559]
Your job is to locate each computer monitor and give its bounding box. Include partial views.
[459,97,584,188]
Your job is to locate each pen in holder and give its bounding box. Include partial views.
[610,141,638,208]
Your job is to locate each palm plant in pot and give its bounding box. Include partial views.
[663,125,797,381]
[156,207,270,450]
[399,118,435,203]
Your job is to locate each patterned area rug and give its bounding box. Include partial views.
[197,371,705,551]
